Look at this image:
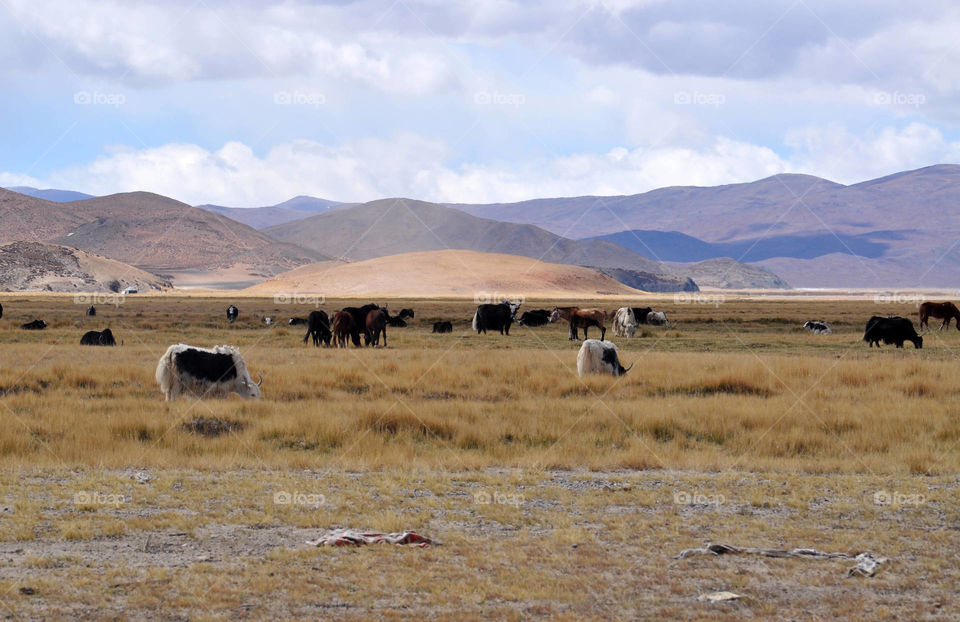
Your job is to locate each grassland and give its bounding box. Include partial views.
[0,294,957,619]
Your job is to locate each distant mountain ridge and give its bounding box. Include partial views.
[449,165,960,288]
[7,186,95,202]
[589,229,894,263]
[197,196,349,229]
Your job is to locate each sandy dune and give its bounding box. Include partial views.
[245,250,645,298]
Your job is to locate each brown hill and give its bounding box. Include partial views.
[0,188,327,285]
[0,188,87,243]
[245,250,645,298]
[0,241,170,292]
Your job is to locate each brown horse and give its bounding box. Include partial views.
[550,306,607,341]
[365,308,388,347]
[919,301,960,330]
[332,311,355,348]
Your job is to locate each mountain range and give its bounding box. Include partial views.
[448,165,960,288]
[5,163,958,290]
[261,198,775,290]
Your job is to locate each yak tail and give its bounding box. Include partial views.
[472,311,479,332]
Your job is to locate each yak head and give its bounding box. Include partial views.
[238,372,263,398]
[601,344,633,376]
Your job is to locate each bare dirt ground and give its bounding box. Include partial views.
[1,469,956,620]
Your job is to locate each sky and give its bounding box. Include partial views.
[1,0,959,207]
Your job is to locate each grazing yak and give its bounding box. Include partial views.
[288,317,308,326]
[302,310,332,347]
[226,305,239,323]
[613,307,638,337]
[365,308,389,347]
[262,317,273,326]
[803,320,832,335]
[22,319,47,330]
[432,321,453,333]
[332,311,355,348]
[155,344,261,401]
[86,306,96,317]
[632,307,653,325]
[518,309,552,327]
[80,328,116,346]
[577,339,633,377]
[863,316,923,349]
[473,301,521,335]
[386,308,415,327]
[646,311,669,326]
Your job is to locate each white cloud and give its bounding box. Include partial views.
[785,123,960,183]
[15,132,787,205]
[0,0,458,93]
[0,172,41,187]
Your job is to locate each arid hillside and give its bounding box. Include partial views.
[246,249,645,298]
[0,188,327,285]
[0,241,170,292]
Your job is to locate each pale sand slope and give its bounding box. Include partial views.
[245,250,645,298]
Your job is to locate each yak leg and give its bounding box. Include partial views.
[600,326,606,341]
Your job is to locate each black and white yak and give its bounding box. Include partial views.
[803,320,832,335]
[577,339,633,377]
[472,301,521,335]
[155,344,262,401]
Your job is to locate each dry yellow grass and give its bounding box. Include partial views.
[0,294,956,473]
[0,294,957,619]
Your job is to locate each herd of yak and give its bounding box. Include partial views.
[2,299,959,398]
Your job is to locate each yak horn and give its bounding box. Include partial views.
[256,374,263,387]
[624,362,634,373]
